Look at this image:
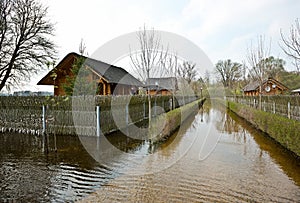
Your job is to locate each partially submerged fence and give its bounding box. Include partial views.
[227,95,300,121]
[0,95,198,136]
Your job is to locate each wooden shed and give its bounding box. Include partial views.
[145,77,178,95]
[243,78,289,96]
[37,52,143,96]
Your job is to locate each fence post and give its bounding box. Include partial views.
[263,100,266,111]
[273,101,275,114]
[143,101,146,118]
[288,102,291,119]
[154,96,157,117]
[96,106,100,137]
[42,105,46,135]
[125,104,129,125]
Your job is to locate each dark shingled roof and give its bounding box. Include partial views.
[243,81,260,91]
[145,77,178,91]
[37,52,143,86]
[84,57,142,86]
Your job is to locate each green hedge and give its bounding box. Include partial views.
[227,101,300,157]
[149,98,205,143]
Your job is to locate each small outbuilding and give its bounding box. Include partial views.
[243,78,289,96]
[145,77,178,95]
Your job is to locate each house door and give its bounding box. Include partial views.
[97,83,104,95]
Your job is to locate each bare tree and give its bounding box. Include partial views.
[161,51,179,77]
[79,39,87,56]
[204,70,210,86]
[259,56,285,79]
[160,51,179,108]
[130,26,164,122]
[280,18,300,73]
[178,61,197,85]
[246,35,271,109]
[215,59,242,88]
[130,26,162,83]
[0,0,56,91]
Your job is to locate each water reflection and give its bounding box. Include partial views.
[0,133,114,202]
[212,103,300,186]
[83,101,300,202]
[226,109,300,186]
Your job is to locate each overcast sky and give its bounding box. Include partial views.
[21,0,300,92]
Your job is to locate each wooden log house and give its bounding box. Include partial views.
[243,78,289,96]
[37,52,143,96]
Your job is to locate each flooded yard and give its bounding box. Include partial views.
[1,102,300,202]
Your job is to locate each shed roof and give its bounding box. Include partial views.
[145,77,177,91]
[243,81,260,92]
[291,88,300,93]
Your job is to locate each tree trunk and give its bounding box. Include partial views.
[0,55,15,91]
[148,92,151,122]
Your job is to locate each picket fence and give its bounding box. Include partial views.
[227,95,300,121]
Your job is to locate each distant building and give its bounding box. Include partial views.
[0,92,10,96]
[11,91,53,96]
[35,91,53,96]
[145,77,178,95]
[37,52,143,96]
[243,78,289,96]
[13,91,33,96]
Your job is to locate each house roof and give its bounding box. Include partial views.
[37,52,143,86]
[145,77,177,91]
[291,88,300,93]
[243,81,260,92]
[84,57,142,86]
[243,78,289,92]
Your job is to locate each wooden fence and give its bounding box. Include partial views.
[0,95,198,136]
[227,95,300,121]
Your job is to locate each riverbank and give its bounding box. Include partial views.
[149,98,205,143]
[226,100,300,158]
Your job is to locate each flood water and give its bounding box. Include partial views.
[1,101,300,202]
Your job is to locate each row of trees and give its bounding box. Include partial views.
[214,19,300,93]
[130,26,198,86]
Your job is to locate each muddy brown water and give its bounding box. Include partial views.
[0,103,300,202]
